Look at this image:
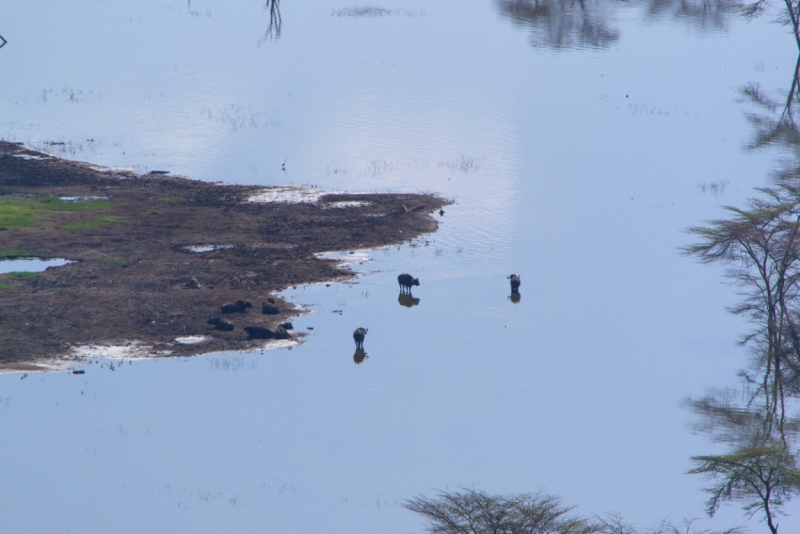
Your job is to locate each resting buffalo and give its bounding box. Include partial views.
[185,277,201,289]
[353,327,368,349]
[397,273,419,294]
[274,325,291,340]
[262,302,280,315]
[221,300,252,314]
[508,274,521,293]
[244,325,274,339]
[207,316,235,331]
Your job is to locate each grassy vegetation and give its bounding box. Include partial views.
[2,272,38,280]
[159,195,183,202]
[96,257,126,266]
[0,271,37,290]
[63,215,125,232]
[0,248,33,257]
[0,195,111,229]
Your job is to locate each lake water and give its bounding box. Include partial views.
[2,0,799,532]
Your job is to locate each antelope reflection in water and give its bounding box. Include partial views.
[353,349,369,364]
[398,292,421,308]
[508,291,521,304]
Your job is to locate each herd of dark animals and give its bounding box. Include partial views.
[206,297,293,340]
[205,272,521,362]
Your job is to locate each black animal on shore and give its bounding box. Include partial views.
[397,273,419,294]
[208,316,235,331]
[221,300,252,314]
[262,301,280,315]
[245,324,292,340]
[353,327,368,349]
[244,325,273,339]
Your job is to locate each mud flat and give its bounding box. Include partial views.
[0,141,447,371]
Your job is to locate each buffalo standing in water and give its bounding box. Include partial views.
[397,273,419,294]
[353,327,368,350]
[507,274,521,304]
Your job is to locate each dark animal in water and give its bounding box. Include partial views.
[207,316,235,331]
[508,274,521,293]
[353,327,368,349]
[398,293,420,308]
[244,325,273,339]
[221,300,252,314]
[262,302,280,315]
[397,273,419,294]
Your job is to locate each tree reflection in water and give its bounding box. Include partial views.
[684,60,800,534]
[494,0,736,50]
[260,0,281,43]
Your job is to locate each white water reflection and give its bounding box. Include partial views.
[2,0,800,532]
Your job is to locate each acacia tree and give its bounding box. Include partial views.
[403,489,741,534]
[683,184,800,418]
[403,489,598,534]
[689,444,800,534]
[684,187,800,531]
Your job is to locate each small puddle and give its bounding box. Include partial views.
[182,244,233,253]
[58,195,109,202]
[0,258,72,274]
[322,200,373,209]
[316,250,372,266]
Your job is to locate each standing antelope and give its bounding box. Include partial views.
[353,327,368,350]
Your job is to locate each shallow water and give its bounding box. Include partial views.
[0,258,71,274]
[2,0,799,532]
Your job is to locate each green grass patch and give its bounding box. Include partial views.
[159,195,183,202]
[2,271,38,280]
[0,282,18,290]
[97,257,126,266]
[0,196,111,229]
[0,248,33,258]
[63,215,125,232]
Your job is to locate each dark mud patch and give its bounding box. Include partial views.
[0,141,448,370]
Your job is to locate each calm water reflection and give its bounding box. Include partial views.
[1,0,800,532]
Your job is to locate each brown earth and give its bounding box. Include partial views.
[0,141,448,371]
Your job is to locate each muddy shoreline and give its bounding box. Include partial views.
[0,141,447,371]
